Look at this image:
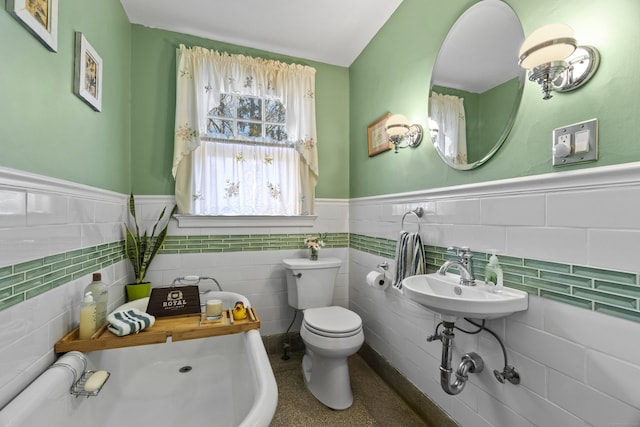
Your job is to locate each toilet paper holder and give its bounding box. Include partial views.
[376,262,389,272]
[367,263,390,290]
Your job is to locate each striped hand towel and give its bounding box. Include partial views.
[107,308,155,336]
[392,231,426,290]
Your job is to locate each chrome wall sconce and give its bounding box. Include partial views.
[518,23,600,100]
[385,114,423,153]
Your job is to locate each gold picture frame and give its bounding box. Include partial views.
[8,0,58,52]
[74,32,103,112]
[367,112,392,157]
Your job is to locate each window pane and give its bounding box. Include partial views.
[209,94,235,118]
[208,118,234,137]
[192,142,301,216]
[237,121,262,137]
[265,100,286,123]
[266,124,287,141]
[237,97,262,120]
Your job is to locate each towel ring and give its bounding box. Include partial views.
[401,207,423,233]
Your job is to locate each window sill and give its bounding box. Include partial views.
[174,214,317,228]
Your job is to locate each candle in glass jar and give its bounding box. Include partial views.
[206,299,223,319]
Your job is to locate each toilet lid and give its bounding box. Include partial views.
[303,306,362,335]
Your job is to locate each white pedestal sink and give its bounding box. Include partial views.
[402,273,528,322]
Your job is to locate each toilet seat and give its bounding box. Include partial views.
[303,306,362,338]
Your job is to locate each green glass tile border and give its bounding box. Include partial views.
[0,242,125,313]
[161,232,350,254]
[572,265,637,285]
[351,235,640,325]
[349,234,396,258]
[594,303,640,323]
[4,230,639,326]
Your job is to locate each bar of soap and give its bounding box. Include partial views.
[84,370,109,392]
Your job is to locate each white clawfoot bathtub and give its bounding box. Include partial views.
[0,292,278,427]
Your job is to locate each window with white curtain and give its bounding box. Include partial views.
[172,45,318,216]
[429,92,468,165]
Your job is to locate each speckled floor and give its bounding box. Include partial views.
[268,350,428,427]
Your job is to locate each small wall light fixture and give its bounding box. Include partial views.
[518,23,599,100]
[385,114,423,153]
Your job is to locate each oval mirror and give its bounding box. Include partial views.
[429,0,524,170]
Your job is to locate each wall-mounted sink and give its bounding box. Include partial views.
[402,273,528,322]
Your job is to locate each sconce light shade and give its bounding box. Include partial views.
[519,23,599,100]
[519,24,576,69]
[385,114,410,137]
[385,114,423,153]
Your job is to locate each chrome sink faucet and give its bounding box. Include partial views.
[438,246,475,286]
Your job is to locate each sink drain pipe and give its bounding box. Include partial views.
[428,319,520,395]
[438,322,484,395]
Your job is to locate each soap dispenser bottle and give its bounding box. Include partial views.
[85,273,108,328]
[79,292,97,339]
[485,251,504,293]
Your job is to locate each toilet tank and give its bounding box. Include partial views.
[283,257,342,309]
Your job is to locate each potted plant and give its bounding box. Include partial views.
[124,194,177,300]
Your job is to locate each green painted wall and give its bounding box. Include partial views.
[478,78,521,162]
[349,0,640,198]
[0,0,131,193]
[4,0,638,200]
[130,25,350,199]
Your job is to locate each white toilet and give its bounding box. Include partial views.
[283,257,364,410]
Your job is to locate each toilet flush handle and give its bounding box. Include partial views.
[292,272,302,278]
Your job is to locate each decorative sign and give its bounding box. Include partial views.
[368,112,392,156]
[8,0,58,52]
[146,286,201,318]
[74,32,103,111]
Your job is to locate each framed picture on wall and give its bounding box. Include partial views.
[74,32,103,112]
[8,0,58,52]
[367,112,392,157]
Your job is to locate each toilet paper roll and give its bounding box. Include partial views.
[366,270,389,290]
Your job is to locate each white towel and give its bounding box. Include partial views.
[107,308,155,336]
[392,231,426,290]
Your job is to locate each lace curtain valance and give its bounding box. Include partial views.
[172,44,318,215]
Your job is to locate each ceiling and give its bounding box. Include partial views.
[120,0,403,67]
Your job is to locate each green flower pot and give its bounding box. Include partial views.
[126,283,152,301]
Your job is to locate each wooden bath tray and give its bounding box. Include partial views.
[55,307,260,353]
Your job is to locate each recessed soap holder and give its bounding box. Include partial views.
[552,118,598,166]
